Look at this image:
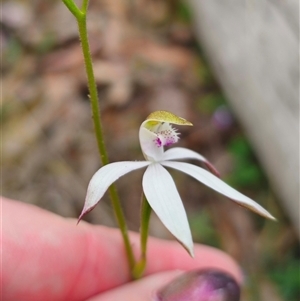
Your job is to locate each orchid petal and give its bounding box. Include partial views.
[79,161,150,220]
[139,126,163,161]
[162,161,275,220]
[143,163,194,256]
[162,147,220,177]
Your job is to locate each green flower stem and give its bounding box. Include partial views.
[133,194,152,279]
[81,0,89,13]
[62,0,136,274]
[62,0,82,18]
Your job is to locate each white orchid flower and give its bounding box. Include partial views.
[79,111,275,256]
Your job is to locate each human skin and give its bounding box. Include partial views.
[1,197,242,301]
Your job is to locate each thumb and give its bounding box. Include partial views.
[86,271,182,301]
[86,269,240,301]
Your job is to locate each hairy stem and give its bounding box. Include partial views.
[133,194,152,279]
[63,0,136,274]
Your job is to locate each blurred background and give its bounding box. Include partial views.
[1,0,299,300]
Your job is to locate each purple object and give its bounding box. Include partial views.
[212,105,234,130]
[155,269,240,301]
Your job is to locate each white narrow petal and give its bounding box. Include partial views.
[139,126,163,161]
[162,147,220,177]
[162,147,207,162]
[79,161,150,220]
[162,161,275,220]
[143,163,194,256]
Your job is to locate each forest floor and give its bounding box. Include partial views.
[2,1,299,300]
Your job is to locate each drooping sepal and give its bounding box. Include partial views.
[162,161,276,220]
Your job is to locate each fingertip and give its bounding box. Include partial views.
[144,238,242,284]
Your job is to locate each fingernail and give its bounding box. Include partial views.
[154,269,240,301]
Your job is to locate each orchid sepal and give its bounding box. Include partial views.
[161,161,275,220]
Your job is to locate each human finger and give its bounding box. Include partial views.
[2,197,241,301]
[87,269,240,301]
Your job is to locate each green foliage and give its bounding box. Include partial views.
[4,38,23,67]
[189,209,221,248]
[175,0,192,24]
[197,93,227,115]
[227,136,267,189]
[36,32,56,54]
[0,102,11,123]
[195,58,216,86]
[269,255,300,301]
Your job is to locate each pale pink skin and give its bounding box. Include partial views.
[2,197,242,301]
